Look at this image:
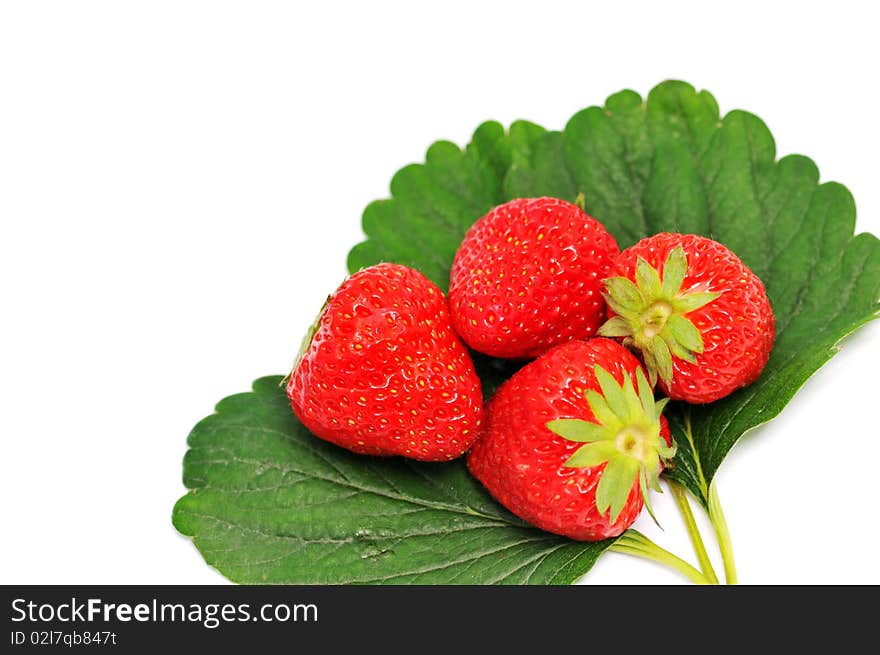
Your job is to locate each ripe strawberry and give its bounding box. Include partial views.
[286,263,483,461]
[448,197,619,359]
[599,233,775,404]
[467,338,674,541]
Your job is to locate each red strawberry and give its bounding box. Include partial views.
[448,197,619,359]
[286,263,483,461]
[467,338,674,541]
[599,233,775,404]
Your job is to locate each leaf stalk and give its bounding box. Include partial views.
[667,479,720,584]
[610,530,714,585]
[708,482,737,584]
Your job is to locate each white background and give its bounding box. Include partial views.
[2,1,878,585]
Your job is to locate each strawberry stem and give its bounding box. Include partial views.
[708,482,737,584]
[610,530,714,585]
[667,480,720,584]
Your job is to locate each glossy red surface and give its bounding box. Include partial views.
[468,338,671,541]
[449,197,620,359]
[288,263,483,461]
[608,233,775,403]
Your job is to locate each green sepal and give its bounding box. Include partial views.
[639,467,661,527]
[597,316,632,338]
[658,436,677,461]
[595,366,630,422]
[584,389,620,429]
[636,257,663,299]
[603,277,645,314]
[662,332,697,363]
[636,369,655,415]
[652,335,674,386]
[667,314,704,353]
[621,373,645,420]
[598,246,722,388]
[672,291,721,314]
[642,349,659,387]
[654,397,671,421]
[547,364,676,526]
[597,457,640,524]
[546,419,606,443]
[564,441,618,468]
[660,246,687,297]
[281,294,332,388]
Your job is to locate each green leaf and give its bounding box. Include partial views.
[347,121,513,291]
[179,80,880,584]
[173,377,612,584]
[476,80,880,506]
[349,80,878,506]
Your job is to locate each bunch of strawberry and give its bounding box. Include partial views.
[287,197,774,541]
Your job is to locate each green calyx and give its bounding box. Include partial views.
[281,295,331,389]
[598,246,721,387]
[546,365,676,525]
[295,295,331,368]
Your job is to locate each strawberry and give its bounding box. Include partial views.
[286,263,483,461]
[467,338,674,541]
[448,197,619,359]
[599,233,775,404]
